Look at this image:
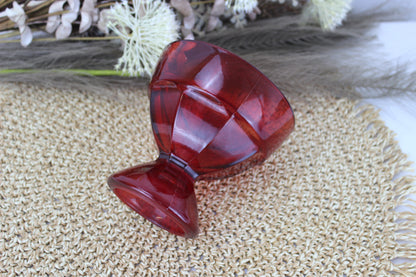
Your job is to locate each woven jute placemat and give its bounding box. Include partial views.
[1,83,415,276]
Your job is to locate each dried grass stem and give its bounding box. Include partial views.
[0,35,119,43]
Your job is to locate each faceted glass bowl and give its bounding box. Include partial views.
[108,40,295,238]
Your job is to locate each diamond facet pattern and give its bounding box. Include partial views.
[108,40,295,238]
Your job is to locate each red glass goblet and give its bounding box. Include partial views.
[108,40,295,238]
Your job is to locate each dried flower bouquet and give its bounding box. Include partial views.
[0,0,356,78]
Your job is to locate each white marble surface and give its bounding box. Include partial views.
[352,0,416,172]
[350,1,416,264]
[363,21,416,172]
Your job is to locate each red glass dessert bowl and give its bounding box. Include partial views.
[108,40,295,238]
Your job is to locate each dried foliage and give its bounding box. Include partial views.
[0,0,352,47]
[2,0,413,100]
[107,0,179,77]
[0,0,312,75]
[1,9,415,100]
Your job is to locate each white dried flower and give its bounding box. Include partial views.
[79,0,99,33]
[191,2,212,36]
[45,0,80,39]
[45,0,65,33]
[5,1,32,47]
[229,10,247,28]
[27,0,48,8]
[302,0,352,31]
[170,0,195,39]
[207,0,225,31]
[275,0,299,6]
[97,9,111,34]
[107,0,180,77]
[247,6,260,21]
[226,0,258,14]
[56,0,80,39]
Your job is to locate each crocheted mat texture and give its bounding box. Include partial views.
[1,83,415,276]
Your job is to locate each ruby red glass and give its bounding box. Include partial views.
[108,40,295,238]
